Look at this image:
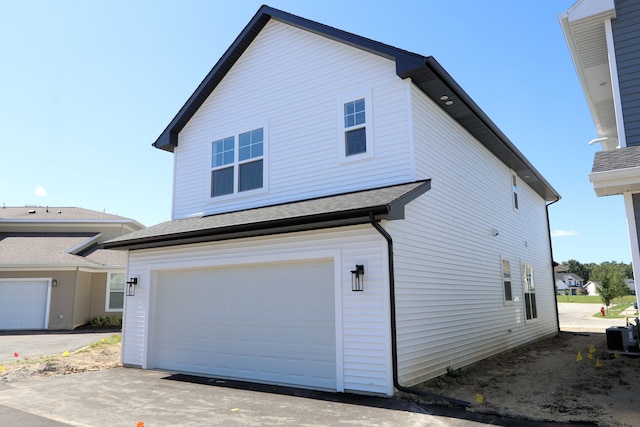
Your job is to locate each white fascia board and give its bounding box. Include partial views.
[66,233,102,255]
[589,166,640,196]
[564,0,615,23]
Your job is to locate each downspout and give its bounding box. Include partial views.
[546,197,561,332]
[369,213,470,407]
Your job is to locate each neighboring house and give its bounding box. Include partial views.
[625,278,636,294]
[560,0,640,298]
[585,281,600,296]
[555,273,585,295]
[105,6,560,396]
[0,206,143,330]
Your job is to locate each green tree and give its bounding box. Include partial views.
[590,262,628,309]
[562,259,591,282]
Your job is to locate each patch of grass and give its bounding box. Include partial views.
[83,334,121,351]
[592,303,638,319]
[557,295,636,304]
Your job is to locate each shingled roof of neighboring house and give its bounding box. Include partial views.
[105,180,431,250]
[0,233,126,267]
[0,206,141,225]
[151,5,559,202]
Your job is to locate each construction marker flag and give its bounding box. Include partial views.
[587,352,593,359]
[576,351,583,362]
[476,393,484,404]
[596,358,602,368]
[589,344,596,354]
[62,351,69,357]
[13,353,18,358]
[614,352,620,358]
[0,365,5,372]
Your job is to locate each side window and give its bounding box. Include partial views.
[106,272,125,311]
[522,264,537,320]
[512,175,519,210]
[501,259,513,302]
[344,98,366,156]
[211,128,264,197]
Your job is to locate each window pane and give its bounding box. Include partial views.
[504,281,512,301]
[211,167,234,197]
[239,146,250,161]
[212,137,234,167]
[109,273,125,291]
[344,99,365,129]
[355,98,365,112]
[109,291,124,310]
[355,111,365,126]
[345,115,355,128]
[239,132,250,148]
[345,128,366,156]
[239,160,263,192]
[253,142,263,157]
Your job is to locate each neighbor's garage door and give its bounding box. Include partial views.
[0,279,50,330]
[154,259,336,390]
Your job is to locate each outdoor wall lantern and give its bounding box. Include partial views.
[351,264,365,292]
[126,277,138,297]
[51,279,58,287]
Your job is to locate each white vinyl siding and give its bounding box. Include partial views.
[385,84,556,386]
[123,226,393,395]
[172,20,412,220]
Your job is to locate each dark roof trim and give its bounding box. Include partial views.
[152,5,559,202]
[104,180,430,251]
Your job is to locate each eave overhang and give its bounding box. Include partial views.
[152,6,559,202]
[590,145,640,196]
[559,0,618,149]
[104,180,430,251]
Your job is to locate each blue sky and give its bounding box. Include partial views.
[0,1,630,264]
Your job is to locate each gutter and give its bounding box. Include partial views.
[546,197,561,332]
[369,213,470,407]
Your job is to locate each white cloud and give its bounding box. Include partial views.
[551,230,578,237]
[34,185,48,197]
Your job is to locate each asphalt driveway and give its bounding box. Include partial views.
[557,302,633,332]
[0,331,119,364]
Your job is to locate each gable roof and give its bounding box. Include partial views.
[152,5,559,202]
[104,180,430,250]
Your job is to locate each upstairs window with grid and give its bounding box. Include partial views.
[211,128,264,197]
[344,98,366,156]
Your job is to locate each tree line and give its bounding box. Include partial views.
[560,259,633,307]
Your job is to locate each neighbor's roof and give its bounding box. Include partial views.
[104,180,430,250]
[152,5,559,202]
[0,233,126,268]
[592,146,640,172]
[0,206,140,225]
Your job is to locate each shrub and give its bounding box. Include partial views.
[89,315,122,327]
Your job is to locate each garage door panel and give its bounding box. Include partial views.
[0,280,49,330]
[154,259,336,390]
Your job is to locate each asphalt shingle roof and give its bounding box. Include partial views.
[592,146,640,173]
[0,206,136,222]
[105,180,431,250]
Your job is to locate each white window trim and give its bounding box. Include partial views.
[105,271,125,312]
[208,122,269,202]
[501,258,514,305]
[338,90,374,163]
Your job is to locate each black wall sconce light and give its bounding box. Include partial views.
[51,279,58,287]
[126,277,138,296]
[351,264,365,292]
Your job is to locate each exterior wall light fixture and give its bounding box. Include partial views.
[351,264,365,292]
[126,277,138,296]
[51,279,58,287]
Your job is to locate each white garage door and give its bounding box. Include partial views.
[0,279,50,330]
[153,259,336,390]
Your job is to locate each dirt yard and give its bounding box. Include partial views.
[0,336,121,383]
[1,332,638,426]
[412,332,640,427]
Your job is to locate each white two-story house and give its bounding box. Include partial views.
[106,6,560,396]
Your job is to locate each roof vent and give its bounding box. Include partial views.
[28,209,36,214]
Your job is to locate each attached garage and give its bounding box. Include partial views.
[151,259,337,390]
[0,279,51,330]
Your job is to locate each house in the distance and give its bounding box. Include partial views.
[560,0,640,298]
[106,6,560,396]
[555,272,585,295]
[0,206,143,330]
